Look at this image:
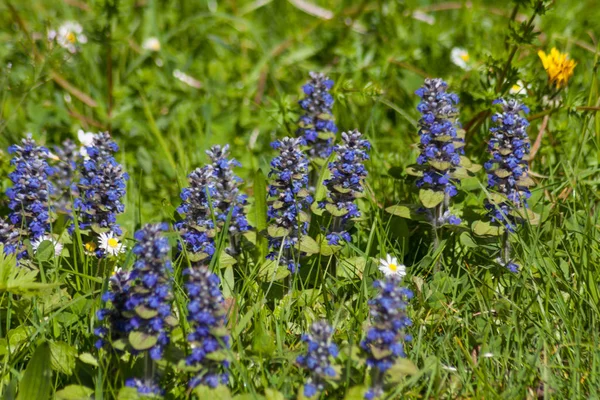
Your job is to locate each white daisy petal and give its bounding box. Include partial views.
[378,254,407,279]
[31,235,63,257]
[451,47,471,71]
[142,37,161,52]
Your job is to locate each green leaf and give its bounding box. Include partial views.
[205,349,229,362]
[50,341,77,376]
[252,318,276,356]
[518,176,535,187]
[265,389,285,400]
[385,205,427,221]
[459,232,478,248]
[297,236,320,255]
[35,240,54,262]
[17,342,52,400]
[219,251,237,268]
[194,386,233,400]
[337,257,366,279]
[325,203,348,217]
[494,169,512,178]
[257,260,290,281]
[135,305,158,319]
[55,385,94,400]
[385,205,412,219]
[117,387,142,400]
[472,220,504,236]
[222,265,235,298]
[429,160,452,171]
[386,358,419,382]
[253,168,268,258]
[128,331,158,351]
[343,386,367,400]
[78,353,98,367]
[419,189,445,209]
[405,165,424,177]
[267,225,290,238]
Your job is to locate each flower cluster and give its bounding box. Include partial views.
[175,166,217,258]
[297,72,338,160]
[48,21,87,54]
[0,217,19,256]
[267,137,312,272]
[51,139,78,213]
[73,132,128,256]
[206,144,250,237]
[95,267,131,349]
[538,48,576,88]
[484,98,532,233]
[6,136,55,258]
[96,224,174,362]
[185,264,230,389]
[415,78,463,224]
[361,276,413,400]
[296,321,339,398]
[320,129,370,245]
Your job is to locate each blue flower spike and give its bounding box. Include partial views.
[361,276,413,399]
[266,137,312,273]
[297,72,338,160]
[414,78,464,227]
[485,97,533,273]
[296,320,339,398]
[319,129,370,246]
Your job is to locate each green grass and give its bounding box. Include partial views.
[1,0,600,399]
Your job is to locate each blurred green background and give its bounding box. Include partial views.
[1,1,600,398]
[1,1,598,231]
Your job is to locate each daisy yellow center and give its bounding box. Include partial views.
[66,32,76,43]
[389,263,398,272]
[85,242,97,252]
[460,53,470,62]
[107,238,119,248]
[512,84,521,91]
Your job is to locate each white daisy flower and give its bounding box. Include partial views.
[142,37,161,52]
[31,235,63,257]
[99,232,125,257]
[450,47,472,71]
[509,80,528,95]
[378,254,406,278]
[48,22,87,54]
[77,130,96,158]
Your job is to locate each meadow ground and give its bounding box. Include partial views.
[1,0,600,399]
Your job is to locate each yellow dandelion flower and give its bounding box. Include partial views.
[538,48,576,88]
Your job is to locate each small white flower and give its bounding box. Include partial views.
[31,235,63,257]
[77,130,96,158]
[142,37,161,52]
[173,69,202,89]
[450,47,471,71]
[482,352,494,358]
[378,254,406,278]
[509,80,528,95]
[99,232,126,257]
[49,22,87,54]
